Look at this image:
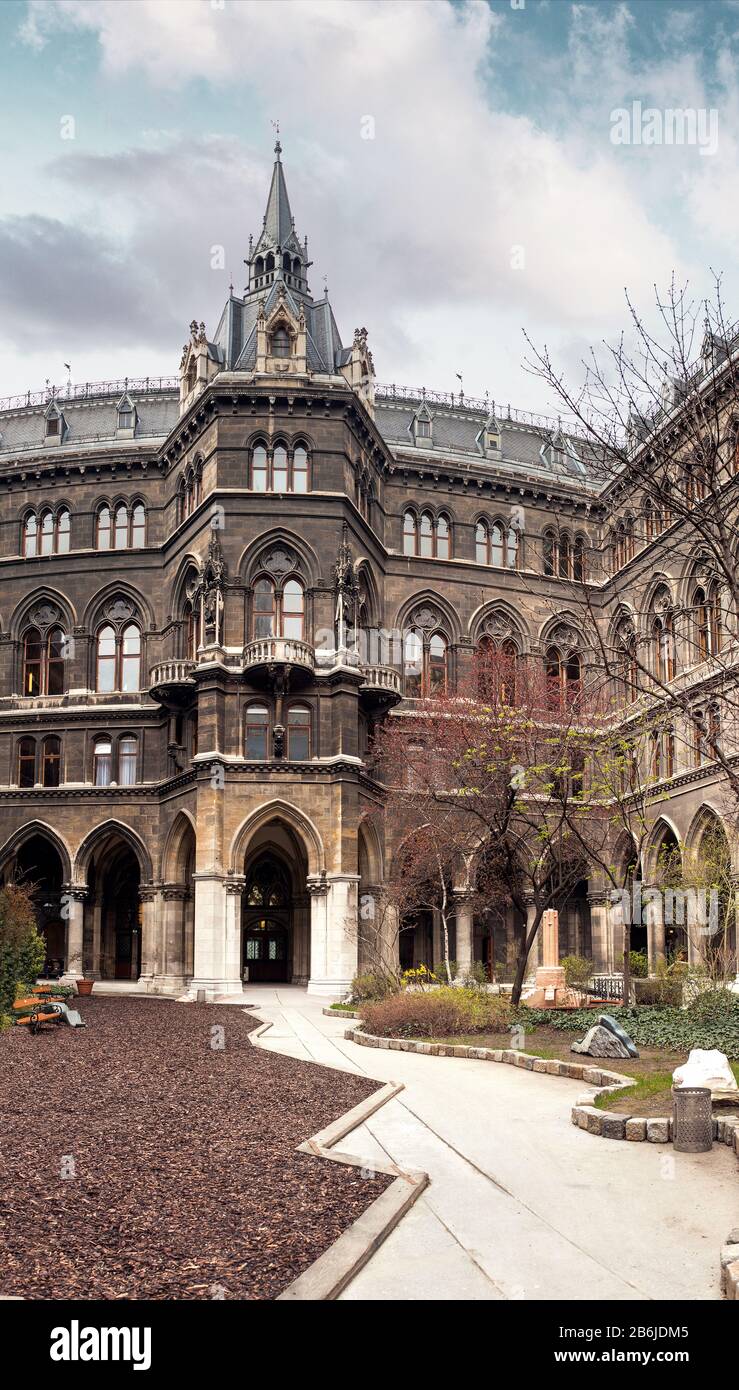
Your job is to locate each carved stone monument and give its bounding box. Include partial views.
[521,908,568,1009]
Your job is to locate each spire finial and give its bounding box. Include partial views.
[271,118,281,160]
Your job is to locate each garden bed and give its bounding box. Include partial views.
[0,997,390,1300]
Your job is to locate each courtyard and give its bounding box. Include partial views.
[0,996,389,1300]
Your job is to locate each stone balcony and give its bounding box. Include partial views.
[359,663,403,705]
[149,658,197,706]
[242,637,315,679]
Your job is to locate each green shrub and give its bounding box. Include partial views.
[361,986,511,1039]
[433,960,459,983]
[629,950,649,978]
[459,961,489,989]
[0,884,45,1016]
[633,976,683,1008]
[519,995,739,1057]
[349,971,398,1004]
[561,955,593,990]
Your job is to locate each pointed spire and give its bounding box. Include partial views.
[262,141,294,249]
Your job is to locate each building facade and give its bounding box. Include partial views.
[0,145,735,996]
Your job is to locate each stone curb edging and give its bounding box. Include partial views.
[344,1026,739,1157]
[322,1006,359,1018]
[246,1016,429,1300]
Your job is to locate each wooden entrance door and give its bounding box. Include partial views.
[243,916,289,983]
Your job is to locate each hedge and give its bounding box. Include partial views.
[519,989,739,1057]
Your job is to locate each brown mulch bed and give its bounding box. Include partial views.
[0,997,390,1300]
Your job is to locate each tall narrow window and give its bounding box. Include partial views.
[572,537,584,582]
[558,533,571,578]
[121,624,141,691]
[245,705,269,760]
[664,726,675,778]
[403,511,417,556]
[694,588,709,661]
[546,646,562,710]
[429,633,448,692]
[253,578,275,638]
[94,737,113,787]
[46,627,66,696]
[131,504,146,548]
[282,579,304,640]
[23,628,43,696]
[476,522,488,564]
[23,514,38,558]
[97,506,111,550]
[18,737,36,788]
[96,625,117,692]
[293,446,309,493]
[287,706,311,760]
[436,514,450,560]
[709,581,722,655]
[42,735,61,787]
[251,445,268,492]
[419,512,434,558]
[565,652,581,704]
[119,736,138,785]
[404,629,423,697]
[56,509,70,553]
[114,505,128,549]
[506,526,519,569]
[543,531,556,577]
[39,509,54,556]
[490,523,504,567]
[272,444,288,492]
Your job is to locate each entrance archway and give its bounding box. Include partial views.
[8,834,66,972]
[86,838,142,980]
[240,819,311,984]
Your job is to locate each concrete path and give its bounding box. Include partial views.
[238,985,739,1301]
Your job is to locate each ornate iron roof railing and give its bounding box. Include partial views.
[0,376,179,414]
[374,382,588,436]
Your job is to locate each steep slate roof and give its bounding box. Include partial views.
[0,391,180,457]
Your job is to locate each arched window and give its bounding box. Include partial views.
[403,511,417,556]
[645,499,654,542]
[572,536,585,582]
[565,651,581,704]
[708,702,721,756]
[419,511,434,558]
[39,509,54,556]
[272,444,288,491]
[693,587,709,661]
[475,522,488,564]
[403,629,448,696]
[709,580,722,655]
[114,504,128,550]
[650,729,662,781]
[184,601,198,659]
[23,513,38,558]
[545,646,562,710]
[253,578,275,638]
[95,623,141,692]
[693,710,707,768]
[42,735,61,787]
[293,445,309,493]
[131,503,146,548]
[652,614,674,682]
[22,625,66,697]
[121,624,141,691]
[664,724,675,778]
[543,530,556,577]
[94,736,113,786]
[282,579,304,640]
[436,514,450,561]
[18,736,36,787]
[56,509,70,553]
[245,704,269,760]
[558,533,571,578]
[271,327,291,357]
[118,735,138,786]
[490,522,504,567]
[97,505,111,550]
[287,705,311,760]
[500,639,518,706]
[506,525,519,569]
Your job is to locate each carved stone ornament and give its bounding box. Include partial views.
[260,545,299,578]
[412,605,442,631]
[105,598,135,625]
[550,623,580,651]
[482,613,513,642]
[30,603,61,630]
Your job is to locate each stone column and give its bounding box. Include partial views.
[224,876,245,988]
[138,885,163,989]
[588,892,611,973]
[453,891,474,977]
[152,886,189,993]
[307,875,329,991]
[307,873,360,997]
[90,893,103,980]
[190,872,242,999]
[61,886,88,983]
[645,887,665,974]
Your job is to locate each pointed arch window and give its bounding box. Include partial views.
[543,530,556,576]
[131,503,146,548]
[252,576,305,641]
[56,509,70,553]
[403,628,448,696]
[403,510,417,556]
[95,622,141,692]
[436,514,450,561]
[22,513,38,558]
[419,511,434,558]
[22,625,66,697]
[652,612,675,682]
[272,444,289,491]
[572,536,585,582]
[251,444,268,492]
[558,533,571,578]
[293,445,309,494]
[282,579,304,640]
[693,587,710,661]
[97,505,112,550]
[39,509,54,556]
[118,735,138,786]
[545,645,581,710]
[253,578,276,638]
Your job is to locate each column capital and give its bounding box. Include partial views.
[64,883,89,902]
[306,874,329,897]
[225,875,246,897]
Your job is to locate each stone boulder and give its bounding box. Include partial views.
[571,1024,633,1059]
[673,1049,738,1096]
[599,1012,639,1058]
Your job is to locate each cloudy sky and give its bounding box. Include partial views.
[1,0,738,413]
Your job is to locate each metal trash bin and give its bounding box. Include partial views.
[672,1086,713,1152]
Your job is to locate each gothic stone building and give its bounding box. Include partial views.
[0,144,735,996]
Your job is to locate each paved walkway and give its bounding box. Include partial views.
[239,985,738,1301]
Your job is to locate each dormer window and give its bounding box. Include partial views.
[116,393,137,435]
[46,416,59,437]
[271,326,291,358]
[416,418,431,439]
